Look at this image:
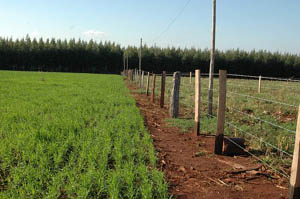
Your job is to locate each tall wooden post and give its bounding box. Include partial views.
[190,72,192,84]
[146,72,150,96]
[139,38,142,87]
[289,106,300,199]
[126,54,129,71]
[194,70,201,136]
[123,53,126,75]
[214,70,226,155]
[151,74,156,102]
[208,0,216,116]
[258,75,262,93]
[138,70,140,86]
[160,71,166,108]
[139,38,142,72]
[170,72,181,118]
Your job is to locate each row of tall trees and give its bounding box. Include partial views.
[0,36,300,77]
[126,46,300,78]
[0,36,122,73]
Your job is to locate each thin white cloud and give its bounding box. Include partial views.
[83,30,106,38]
[69,25,76,30]
[30,31,39,37]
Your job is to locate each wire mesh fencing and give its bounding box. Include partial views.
[124,68,300,183]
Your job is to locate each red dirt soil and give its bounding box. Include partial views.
[127,82,288,199]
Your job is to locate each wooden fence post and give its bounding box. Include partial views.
[215,70,227,155]
[190,72,192,84]
[160,71,166,108]
[289,106,300,199]
[194,70,201,136]
[258,75,262,93]
[170,72,181,118]
[151,74,156,102]
[146,72,150,96]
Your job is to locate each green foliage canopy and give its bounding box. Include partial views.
[0,36,300,77]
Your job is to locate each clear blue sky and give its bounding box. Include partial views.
[0,0,299,54]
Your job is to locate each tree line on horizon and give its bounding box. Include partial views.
[0,36,300,78]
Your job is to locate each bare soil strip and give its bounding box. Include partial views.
[128,83,288,199]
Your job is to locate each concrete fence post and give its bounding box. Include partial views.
[160,71,166,108]
[214,70,227,155]
[151,73,156,102]
[146,72,150,96]
[170,72,181,118]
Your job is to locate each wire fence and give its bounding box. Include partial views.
[201,99,293,156]
[124,69,299,180]
[227,91,298,108]
[203,111,291,178]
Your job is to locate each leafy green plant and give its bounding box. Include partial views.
[0,71,168,198]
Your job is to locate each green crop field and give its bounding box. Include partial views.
[137,74,299,174]
[0,71,167,198]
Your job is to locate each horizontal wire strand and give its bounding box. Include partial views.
[227,91,298,108]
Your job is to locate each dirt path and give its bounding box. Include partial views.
[127,83,288,199]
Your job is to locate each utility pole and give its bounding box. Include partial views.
[139,38,142,72]
[208,0,216,116]
[126,53,129,71]
[139,38,143,87]
[123,52,126,73]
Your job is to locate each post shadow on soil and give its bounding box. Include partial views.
[165,116,259,157]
